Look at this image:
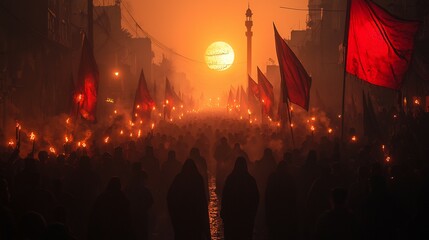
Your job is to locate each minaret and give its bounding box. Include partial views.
[245,5,253,76]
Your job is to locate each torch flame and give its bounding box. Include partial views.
[151,123,155,130]
[351,136,357,142]
[82,142,87,148]
[49,147,56,154]
[104,137,110,144]
[66,118,70,124]
[310,126,315,131]
[137,130,141,138]
[328,128,333,134]
[30,132,36,141]
[120,130,124,135]
[248,109,251,115]
[8,140,14,146]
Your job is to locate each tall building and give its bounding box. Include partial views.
[245,5,253,77]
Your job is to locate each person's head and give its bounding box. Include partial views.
[106,177,121,192]
[283,152,293,163]
[277,160,288,173]
[113,147,123,159]
[168,150,176,161]
[190,148,200,158]
[19,211,46,239]
[263,148,274,159]
[306,150,317,165]
[331,188,348,209]
[38,151,49,163]
[234,143,241,150]
[145,146,154,156]
[233,157,248,174]
[181,159,199,176]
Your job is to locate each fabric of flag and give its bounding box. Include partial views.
[274,24,312,111]
[248,75,260,100]
[346,0,420,90]
[133,70,155,122]
[227,88,234,111]
[257,68,274,117]
[240,86,249,115]
[76,34,99,122]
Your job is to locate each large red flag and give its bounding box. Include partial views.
[248,75,260,100]
[346,0,420,90]
[257,67,274,117]
[274,24,312,111]
[133,70,155,122]
[76,34,99,122]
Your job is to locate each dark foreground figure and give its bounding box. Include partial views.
[167,159,211,240]
[221,157,259,240]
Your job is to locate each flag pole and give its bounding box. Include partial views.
[340,0,352,143]
[285,99,296,148]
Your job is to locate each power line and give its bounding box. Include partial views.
[120,1,206,64]
[280,6,345,12]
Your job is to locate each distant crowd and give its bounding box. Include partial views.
[1,112,429,240]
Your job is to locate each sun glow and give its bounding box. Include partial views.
[205,42,235,71]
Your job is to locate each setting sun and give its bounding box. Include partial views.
[205,41,235,71]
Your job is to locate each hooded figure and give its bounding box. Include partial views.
[221,157,259,240]
[167,159,211,240]
[88,177,133,240]
[265,160,298,240]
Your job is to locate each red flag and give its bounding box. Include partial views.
[248,75,260,99]
[274,24,312,111]
[257,67,274,117]
[133,70,155,122]
[75,34,99,122]
[227,88,234,111]
[240,86,249,115]
[346,0,420,90]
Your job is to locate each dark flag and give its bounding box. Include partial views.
[132,70,155,122]
[227,88,234,112]
[257,67,274,117]
[274,24,312,111]
[75,34,99,122]
[346,0,420,89]
[240,86,249,115]
[248,75,260,100]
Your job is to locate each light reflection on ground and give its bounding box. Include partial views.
[208,175,223,240]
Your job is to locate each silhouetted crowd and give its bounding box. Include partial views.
[1,113,429,240]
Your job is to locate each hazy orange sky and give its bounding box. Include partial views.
[122,0,308,96]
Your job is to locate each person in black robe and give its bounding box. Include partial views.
[87,177,133,240]
[221,157,259,240]
[265,160,298,240]
[167,159,211,240]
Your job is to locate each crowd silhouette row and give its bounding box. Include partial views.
[0,115,428,240]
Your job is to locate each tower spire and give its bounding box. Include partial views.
[245,5,253,76]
